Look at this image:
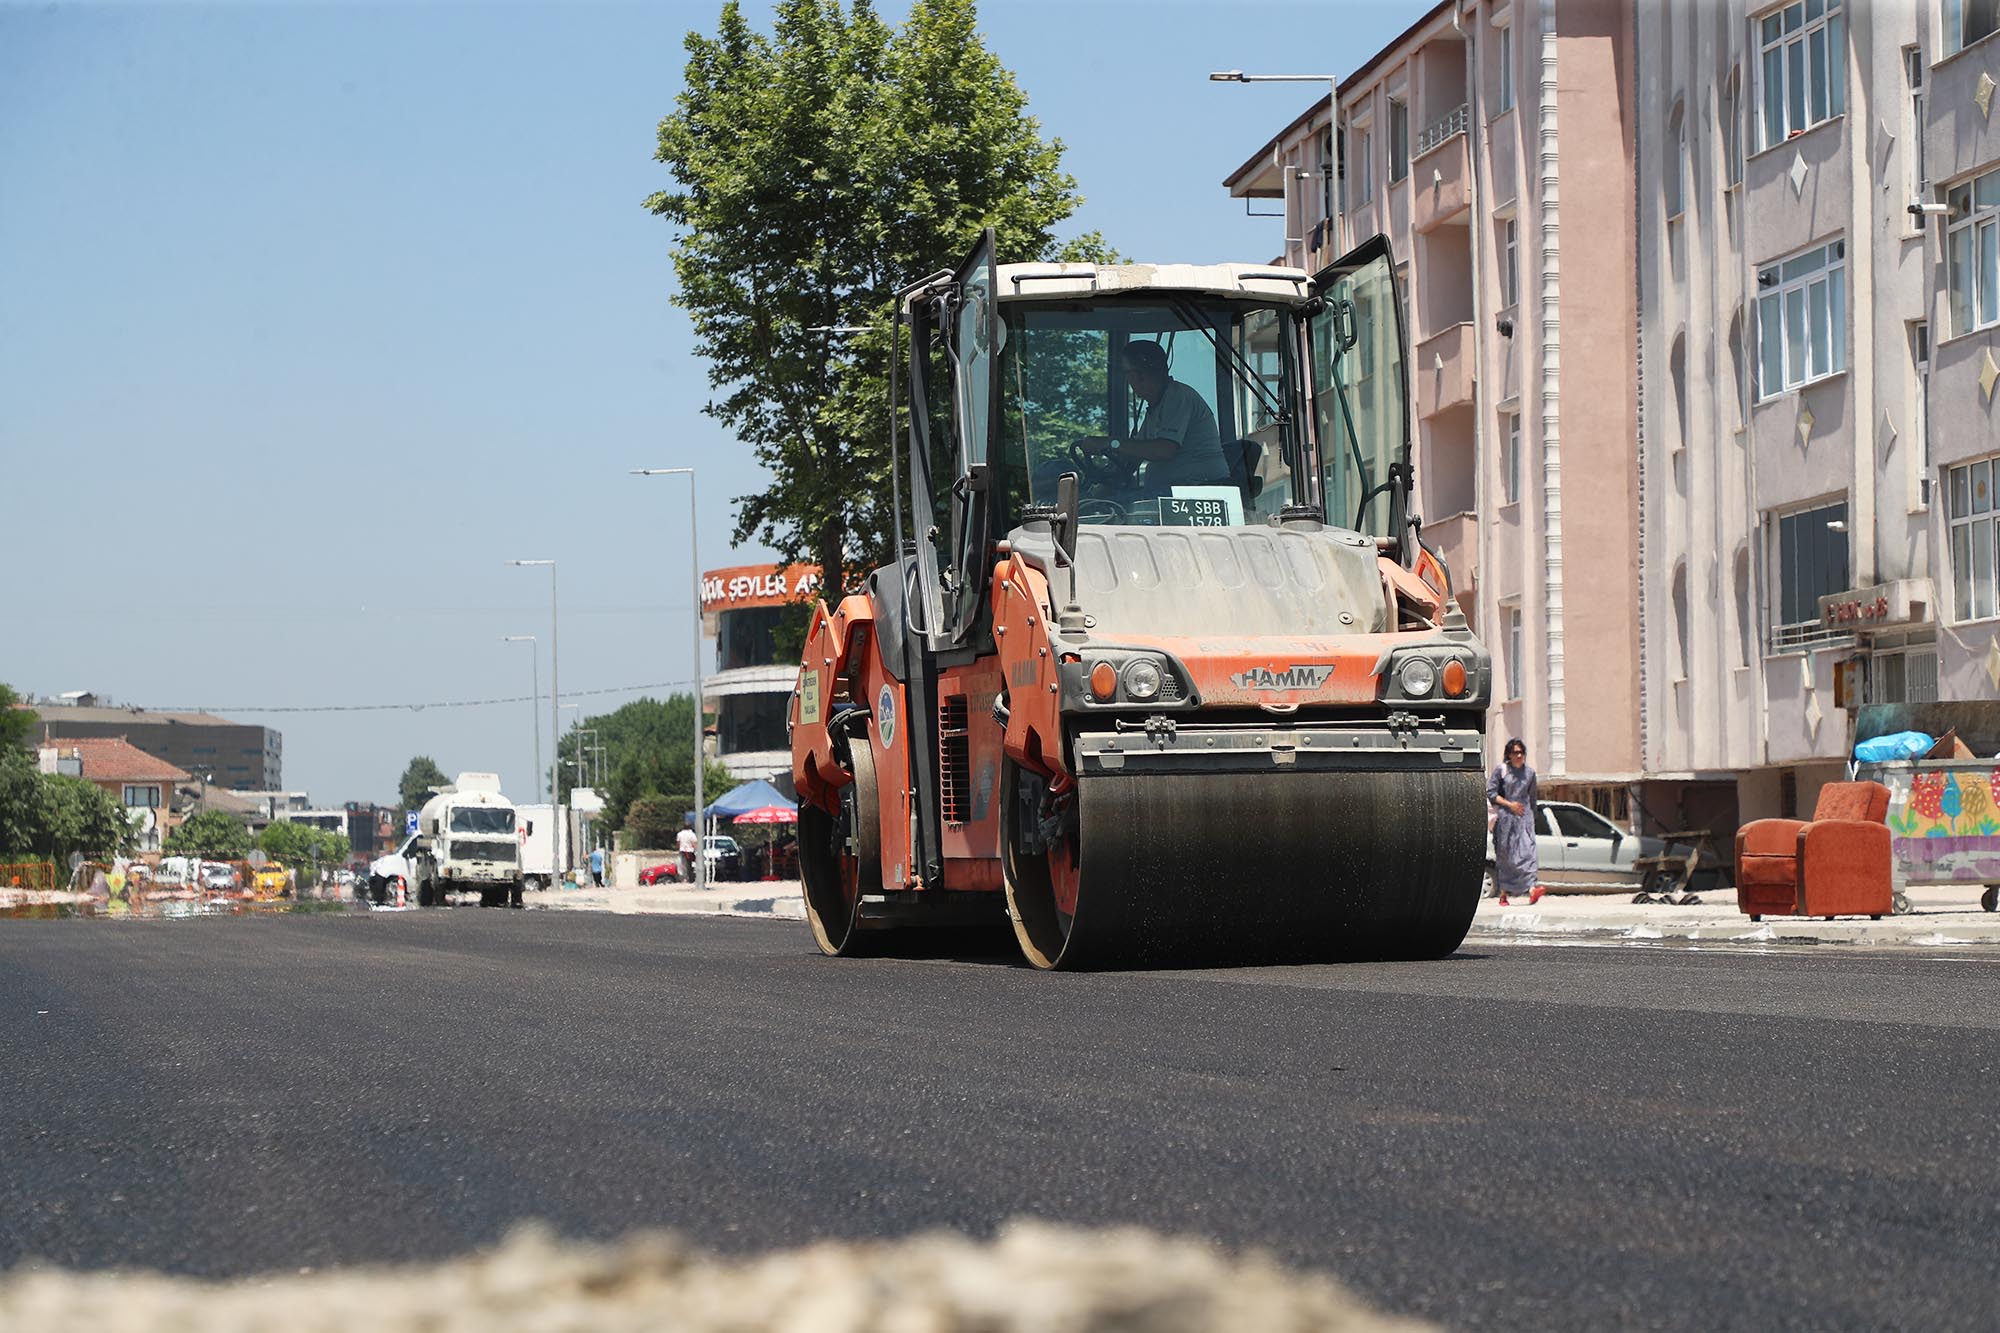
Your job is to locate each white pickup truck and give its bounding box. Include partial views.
[365,772,524,908]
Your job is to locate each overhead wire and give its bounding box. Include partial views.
[150,679,700,715]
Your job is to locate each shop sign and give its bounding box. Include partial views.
[1817,579,1934,633]
[700,564,822,610]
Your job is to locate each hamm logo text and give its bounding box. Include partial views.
[1230,664,1335,691]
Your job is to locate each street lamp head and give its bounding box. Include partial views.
[1209,70,1245,82]
[629,467,695,477]
[506,559,554,567]
[502,635,536,643]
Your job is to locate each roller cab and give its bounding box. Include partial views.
[792,232,1492,968]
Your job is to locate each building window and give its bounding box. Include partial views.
[1772,499,1849,649]
[1905,47,1927,210]
[1734,547,1754,667]
[122,785,160,808]
[1943,0,2000,56]
[1722,69,1744,186]
[1910,321,1932,507]
[1948,457,2000,621]
[1502,410,1521,504]
[1670,333,1689,455]
[1351,126,1374,205]
[1947,167,2000,336]
[1666,102,1687,220]
[1496,23,1515,113]
[1506,607,1524,700]
[1672,562,1692,679]
[1729,308,1749,424]
[1500,216,1519,307]
[1871,650,1940,704]
[1319,127,1337,221]
[1757,0,1845,152]
[1756,239,1846,396]
[1388,97,1409,182]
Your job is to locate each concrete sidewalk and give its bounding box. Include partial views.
[1467,883,2000,949]
[528,882,807,921]
[531,881,2000,951]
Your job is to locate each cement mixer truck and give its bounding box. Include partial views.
[399,772,525,908]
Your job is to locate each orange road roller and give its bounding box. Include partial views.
[791,231,1492,969]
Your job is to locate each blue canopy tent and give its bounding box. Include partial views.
[698,779,796,822]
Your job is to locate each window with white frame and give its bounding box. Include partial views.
[1757,0,1845,152]
[1496,22,1515,113]
[1351,125,1374,205]
[1947,167,2000,336]
[1905,47,1926,210]
[1756,239,1846,396]
[1506,606,1524,699]
[1502,409,1521,504]
[1388,97,1409,182]
[1666,102,1687,220]
[1947,457,2000,621]
[1910,321,1932,507]
[1771,499,1849,649]
[1870,648,1940,704]
[1500,216,1519,307]
[1943,0,2000,57]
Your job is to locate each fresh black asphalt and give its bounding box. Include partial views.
[2,911,1997,1330]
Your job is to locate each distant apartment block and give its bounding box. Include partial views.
[24,696,282,790]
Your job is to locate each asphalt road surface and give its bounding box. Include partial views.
[3,912,1997,1330]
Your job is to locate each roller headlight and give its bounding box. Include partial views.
[1122,659,1163,701]
[1397,655,1437,698]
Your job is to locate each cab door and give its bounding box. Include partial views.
[940,227,1000,649]
[1305,234,1411,549]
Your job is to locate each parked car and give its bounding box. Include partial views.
[703,834,743,882]
[1483,801,1724,892]
[638,862,682,885]
[250,864,290,897]
[200,862,240,892]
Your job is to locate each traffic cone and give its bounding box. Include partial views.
[394,876,407,908]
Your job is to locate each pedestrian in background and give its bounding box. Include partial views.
[677,823,699,883]
[589,845,604,888]
[1487,738,1544,907]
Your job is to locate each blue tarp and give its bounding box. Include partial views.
[701,778,796,820]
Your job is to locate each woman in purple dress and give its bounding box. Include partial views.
[1486,738,1543,906]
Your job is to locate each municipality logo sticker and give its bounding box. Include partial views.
[1230,664,1335,691]
[876,684,897,745]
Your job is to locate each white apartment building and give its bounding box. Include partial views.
[1637,0,2000,830]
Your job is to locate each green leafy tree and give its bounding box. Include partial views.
[35,774,133,864]
[0,683,38,754]
[624,795,687,851]
[398,756,449,814]
[560,694,737,837]
[165,809,253,858]
[648,0,1111,599]
[257,820,350,868]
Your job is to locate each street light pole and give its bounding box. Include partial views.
[1209,69,1345,262]
[629,467,704,892]
[506,559,559,866]
[501,635,541,800]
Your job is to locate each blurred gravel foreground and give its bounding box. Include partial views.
[0,1221,1423,1332]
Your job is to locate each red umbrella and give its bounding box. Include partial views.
[732,804,798,825]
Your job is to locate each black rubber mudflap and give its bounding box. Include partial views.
[1059,767,1486,969]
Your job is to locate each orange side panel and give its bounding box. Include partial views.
[855,638,916,892]
[989,556,1066,781]
[936,661,1006,868]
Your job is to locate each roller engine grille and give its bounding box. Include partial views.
[939,696,971,826]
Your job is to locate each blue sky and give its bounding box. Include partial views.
[1,0,1424,803]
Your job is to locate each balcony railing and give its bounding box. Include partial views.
[1415,103,1469,157]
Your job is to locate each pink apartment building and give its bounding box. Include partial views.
[1224,0,1642,817]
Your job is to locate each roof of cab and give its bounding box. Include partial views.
[994,261,1310,302]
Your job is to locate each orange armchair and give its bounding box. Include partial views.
[1735,781,1893,921]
